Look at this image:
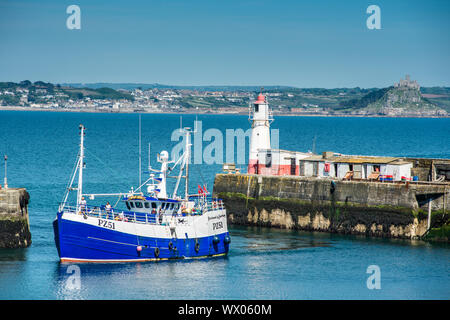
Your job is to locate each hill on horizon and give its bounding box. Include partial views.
[338,86,449,116]
[61,82,297,92]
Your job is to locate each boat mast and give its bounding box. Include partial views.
[139,114,142,188]
[77,124,85,210]
[182,124,196,201]
[184,128,190,200]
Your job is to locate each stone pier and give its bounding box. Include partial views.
[213,173,449,241]
[0,188,31,248]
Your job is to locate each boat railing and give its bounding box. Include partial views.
[201,199,224,212]
[60,203,223,226]
[61,205,160,223]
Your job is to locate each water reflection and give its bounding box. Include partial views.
[3,224,448,300]
[0,248,28,262]
[52,255,231,300]
[230,226,332,254]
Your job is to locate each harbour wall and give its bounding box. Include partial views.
[0,188,31,248]
[213,174,449,240]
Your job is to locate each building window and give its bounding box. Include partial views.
[255,105,259,112]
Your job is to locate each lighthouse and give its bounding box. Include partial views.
[248,93,273,174]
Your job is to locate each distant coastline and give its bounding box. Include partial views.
[1,105,449,118]
[2,80,449,118]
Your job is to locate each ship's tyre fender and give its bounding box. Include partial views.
[168,241,173,250]
[194,241,200,253]
[154,247,160,258]
[224,235,231,244]
[330,181,336,194]
[213,235,220,244]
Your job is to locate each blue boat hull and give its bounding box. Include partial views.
[53,214,230,262]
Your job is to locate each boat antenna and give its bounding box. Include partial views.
[148,142,151,171]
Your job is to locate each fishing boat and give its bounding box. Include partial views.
[53,124,230,262]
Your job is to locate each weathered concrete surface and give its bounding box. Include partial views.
[409,158,450,182]
[213,174,449,240]
[0,188,31,248]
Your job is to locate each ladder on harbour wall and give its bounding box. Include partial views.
[422,185,448,239]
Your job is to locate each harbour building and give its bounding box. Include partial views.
[245,93,450,182]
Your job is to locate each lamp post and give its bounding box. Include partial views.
[4,155,7,189]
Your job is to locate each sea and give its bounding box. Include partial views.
[0,111,449,300]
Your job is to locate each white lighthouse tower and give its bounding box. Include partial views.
[248,93,273,174]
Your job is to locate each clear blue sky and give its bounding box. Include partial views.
[0,0,449,88]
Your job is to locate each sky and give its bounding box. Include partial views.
[0,0,449,88]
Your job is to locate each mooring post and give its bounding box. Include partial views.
[442,186,447,221]
[3,155,8,189]
[427,197,432,231]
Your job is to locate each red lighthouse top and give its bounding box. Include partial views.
[255,93,265,104]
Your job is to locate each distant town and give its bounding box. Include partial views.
[1,76,449,117]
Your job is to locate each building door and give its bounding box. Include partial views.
[313,162,319,177]
[300,161,305,176]
[290,158,296,175]
[266,153,272,167]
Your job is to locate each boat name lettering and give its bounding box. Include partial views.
[208,214,226,221]
[98,219,115,230]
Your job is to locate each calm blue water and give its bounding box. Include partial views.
[0,111,449,300]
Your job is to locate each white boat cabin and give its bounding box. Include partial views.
[124,196,182,214]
